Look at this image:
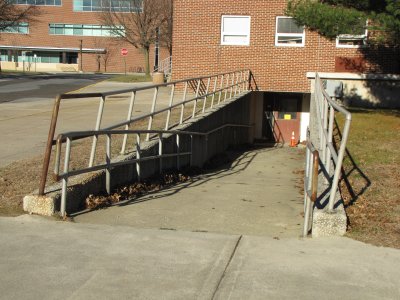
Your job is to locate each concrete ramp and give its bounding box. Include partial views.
[74,146,305,238]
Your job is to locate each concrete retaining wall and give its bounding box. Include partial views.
[24,92,255,216]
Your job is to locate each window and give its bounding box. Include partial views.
[275,17,305,47]
[10,0,61,6]
[336,27,367,48]
[49,23,124,37]
[221,15,251,46]
[0,23,29,34]
[73,0,142,12]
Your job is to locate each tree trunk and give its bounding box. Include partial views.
[143,47,150,76]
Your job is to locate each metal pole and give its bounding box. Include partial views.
[326,106,335,174]
[79,39,83,72]
[176,134,180,170]
[179,82,188,124]
[165,83,175,130]
[229,72,234,99]
[106,133,111,195]
[234,72,239,96]
[210,76,218,108]
[218,75,224,104]
[39,96,61,195]
[121,91,136,154]
[202,77,211,113]
[60,137,71,217]
[224,74,229,101]
[136,134,141,182]
[159,133,163,174]
[89,95,106,167]
[146,87,159,141]
[192,79,201,118]
[328,118,351,211]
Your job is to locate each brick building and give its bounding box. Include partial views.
[0,0,169,73]
[171,0,399,142]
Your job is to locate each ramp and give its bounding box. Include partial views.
[74,146,305,238]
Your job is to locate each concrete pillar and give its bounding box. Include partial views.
[62,52,67,64]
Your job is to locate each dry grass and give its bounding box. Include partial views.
[336,109,400,249]
[0,99,210,216]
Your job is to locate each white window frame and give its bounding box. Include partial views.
[336,28,368,48]
[221,15,251,46]
[275,16,305,47]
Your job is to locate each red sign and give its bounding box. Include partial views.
[121,48,128,56]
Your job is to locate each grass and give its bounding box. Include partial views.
[336,108,400,249]
[0,100,200,216]
[108,74,152,83]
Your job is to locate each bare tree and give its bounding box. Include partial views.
[99,0,171,75]
[0,0,38,32]
[94,37,118,72]
[158,0,172,56]
[0,0,39,72]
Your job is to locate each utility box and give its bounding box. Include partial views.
[325,80,344,98]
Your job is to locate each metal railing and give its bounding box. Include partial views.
[154,56,172,75]
[55,124,252,217]
[303,141,319,237]
[39,70,251,195]
[314,73,352,211]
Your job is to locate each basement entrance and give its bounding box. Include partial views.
[263,92,310,144]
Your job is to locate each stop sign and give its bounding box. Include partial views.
[121,48,128,56]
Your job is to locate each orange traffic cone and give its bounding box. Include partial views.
[290,131,297,147]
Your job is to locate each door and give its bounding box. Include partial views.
[273,96,301,144]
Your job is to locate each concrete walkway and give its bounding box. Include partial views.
[74,147,305,238]
[1,214,399,299]
[0,80,171,167]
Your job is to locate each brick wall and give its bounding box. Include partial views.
[0,0,169,73]
[172,0,399,93]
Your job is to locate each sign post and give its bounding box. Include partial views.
[121,48,128,75]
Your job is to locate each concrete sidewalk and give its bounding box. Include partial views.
[74,147,305,238]
[0,80,170,167]
[1,215,399,300]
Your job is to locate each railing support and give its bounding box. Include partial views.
[121,91,136,154]
[89,95,106,167]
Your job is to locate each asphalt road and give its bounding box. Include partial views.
[0,73,111,103]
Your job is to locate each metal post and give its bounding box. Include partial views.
[165,83,175,130]
[179,82,188,124]
[210,76,218,108]
[326,106,335,175]
[136,134,141,181]
[237,71,243,94]
[106,133,111,195]
[328,118,351,211]
[79,39,83,73]
[159,133,163,174]
[218,75,224,104]
[234,72,239,96]
[147,87,159,141]
[89,95,106,167]
[39,96,61,195]
[224,74,229,101]
[176,134,180,170]
[192,79,201,118]
[60,137,71,217]
[202,77,211,113]
[229,72,234,99]
[121,91,136,154]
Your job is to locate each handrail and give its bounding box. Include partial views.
[39,69,251,195]
[303,141,319,237]
[55,124,253,217]
[314,73,351,211]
